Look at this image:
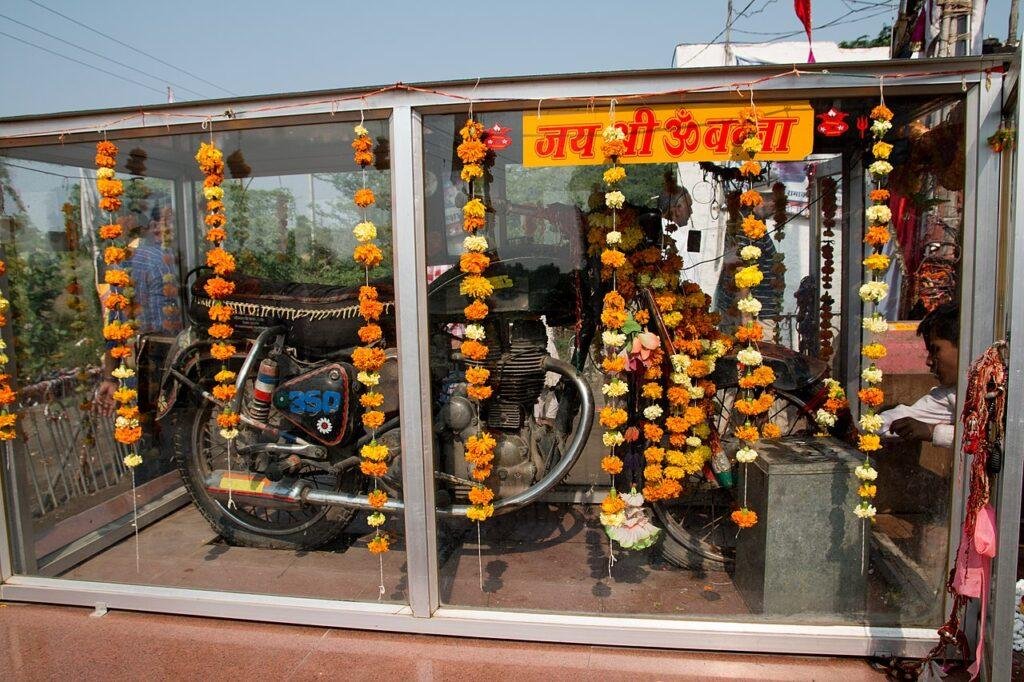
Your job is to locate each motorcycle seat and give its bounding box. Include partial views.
[189,273,395,355]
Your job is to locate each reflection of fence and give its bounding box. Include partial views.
[17,371,132,519]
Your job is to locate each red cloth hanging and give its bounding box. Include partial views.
[794,0,816,63]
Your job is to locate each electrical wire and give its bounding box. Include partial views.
[731,4,895,39]
[683,190,829,272]
[0,159,85,180]
[0,30,166,96]
[0,12,209,99]
[24,0,238,96]
[761,8,894,44]
[676,0,760,67]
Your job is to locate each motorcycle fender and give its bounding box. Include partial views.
[155,342,247,420]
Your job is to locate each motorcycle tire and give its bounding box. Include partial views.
[174,400,359,550]
[654,385,814,570]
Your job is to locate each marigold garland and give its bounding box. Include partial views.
[194,142,240,446]
[457,118,496,523]
[731,105,771,528]
[596,121,634,532]
[853,101,895,522]
[0,256,14,440]
[94,141,144,460]
[348,124,395,553]
[814,378,848,435]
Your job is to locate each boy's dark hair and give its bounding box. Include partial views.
[917,301,959,346]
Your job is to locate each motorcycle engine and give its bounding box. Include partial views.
[439,318,551,501]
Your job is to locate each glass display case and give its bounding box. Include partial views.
[0,56,1018,668]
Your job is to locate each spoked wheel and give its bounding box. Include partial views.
[654,385,815,569]
[175,399,358,550]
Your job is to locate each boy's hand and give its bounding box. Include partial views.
[94,379,117,416]
[888,417,935,443]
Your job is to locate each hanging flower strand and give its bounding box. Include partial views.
[730,104,773,530]
[95,141,143,463]
[854,101,896,522]
[0,254,16,440]
[195,143,240,443]
[597,119,630,541]
[350,123,391,556]
[457,117,497,524]
[819,176,838,363]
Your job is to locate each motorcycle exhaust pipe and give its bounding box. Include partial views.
[204,469,405,513]
[203,357,595,519]
[204,471,308,510]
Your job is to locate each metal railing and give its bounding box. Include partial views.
[17,370,132,519]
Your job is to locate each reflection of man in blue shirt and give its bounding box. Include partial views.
[131,206,181,335]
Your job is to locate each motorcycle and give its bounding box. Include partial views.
[156,258,595,550]
[155,214,833,562]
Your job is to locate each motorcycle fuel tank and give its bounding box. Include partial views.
[272,363,351,445]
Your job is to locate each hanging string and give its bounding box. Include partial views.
[378,554,386,601]
[131,467,140,572]
[477,522,484,591]
[468,77,480,118]
[861,520,869,575]
[4,66,1007,141]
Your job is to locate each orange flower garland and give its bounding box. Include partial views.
[95,141,143,463]
[349,124,392,551]
[853,101,896,522]
[0,255,15,440]
[597,122,630,527]
[457,118,496,523]
[196,142,239,444]
[731,106,771,528]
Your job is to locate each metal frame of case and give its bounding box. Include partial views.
[0,54,1020,675]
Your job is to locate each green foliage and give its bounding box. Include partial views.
[505,163,674,210]
[839,24,892,49]
[223,173,393,287]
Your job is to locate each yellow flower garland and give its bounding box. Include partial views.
[457,118,495,523]
[0,254,15,440]
[731,105,772,529]
[853,102,895,521]
[598,123,628,520]
[96,141,143,463]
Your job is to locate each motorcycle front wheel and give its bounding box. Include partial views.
[653,385,815,570]
[175,400,359,550]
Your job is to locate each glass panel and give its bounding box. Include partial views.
[1,118,407,604]
[423,96,963,625]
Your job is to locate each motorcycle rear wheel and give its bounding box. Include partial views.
[654,385,815,570]
[175,401,359,550]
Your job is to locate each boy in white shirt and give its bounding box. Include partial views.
[880,302,959,447]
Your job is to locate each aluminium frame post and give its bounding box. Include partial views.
[945,79,1002,660]
[840,149,865,409]
[987,62,1023,682]
[389,105,440,617]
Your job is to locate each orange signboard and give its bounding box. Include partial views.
[522,102,814,167]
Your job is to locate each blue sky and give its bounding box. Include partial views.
[0,0,1016,118]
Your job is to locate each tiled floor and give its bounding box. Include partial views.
[0,600,898,681]
[58,500,933,627]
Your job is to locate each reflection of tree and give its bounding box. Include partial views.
[0,168,104,381]
[225,173,393,288]
[505,163,675,210]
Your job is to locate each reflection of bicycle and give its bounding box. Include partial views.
[653,341,831,570]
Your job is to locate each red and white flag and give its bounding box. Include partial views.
[794,0,816,63]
